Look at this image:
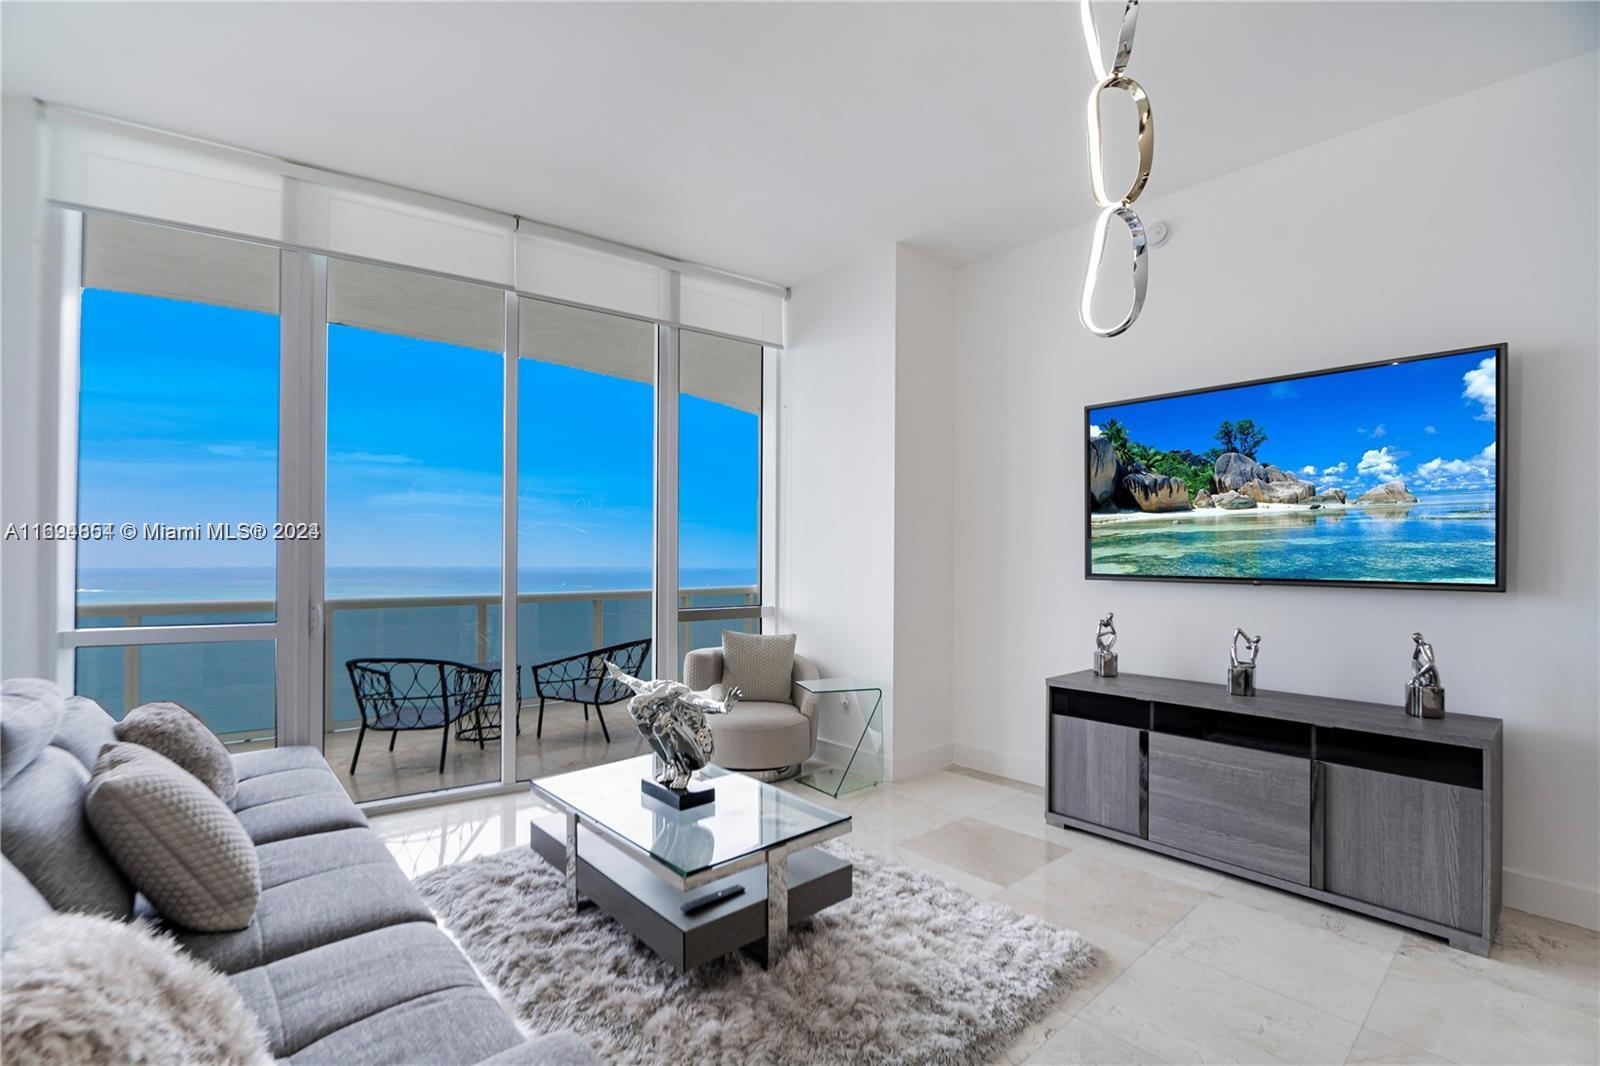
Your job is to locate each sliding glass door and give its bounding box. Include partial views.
[679,329,763,652]
[323,259,505,802]
[515,298,655,780]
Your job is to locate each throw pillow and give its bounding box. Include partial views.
[114,701,238,803]
[1,912,272,1066]
[721,631,797,703]
[84,742,261,932]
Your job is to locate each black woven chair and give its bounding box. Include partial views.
[525,637,651,743]
[345,658,495,775]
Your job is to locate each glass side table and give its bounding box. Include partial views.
[795,678,884,798]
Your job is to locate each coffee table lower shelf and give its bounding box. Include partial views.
[529,813,853,972]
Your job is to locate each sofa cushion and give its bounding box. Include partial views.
[228,921,521,1061]
[0,746,133,919]
[232,767,346,813]
[720,631,797,702]
[231,746,329,782]
[708,701,812,769]
[0,912,271,1066]
[235,792,368,846]
[85,742,261,932]
[51,695,119,772]
[115,701,239,802]
[169,855,433,974]
[254,828,396,890]
[278,988,527,1066]
[1,678,63,786]
[0,858,53,952]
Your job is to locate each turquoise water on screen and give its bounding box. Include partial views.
[1090,491,1496,584]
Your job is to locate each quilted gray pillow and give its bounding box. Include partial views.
[721,631,797,703]
[114,701,237,803]
[84,743,260,932]
[0,912,271,1066]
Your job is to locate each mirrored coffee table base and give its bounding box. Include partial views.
[529,813,852,972]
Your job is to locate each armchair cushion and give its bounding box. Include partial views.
[708,703,812,771]
[720,631,796,702]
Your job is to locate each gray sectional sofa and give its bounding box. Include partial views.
[0,686,595,1065]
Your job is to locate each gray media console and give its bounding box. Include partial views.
[1045,670,1502,953]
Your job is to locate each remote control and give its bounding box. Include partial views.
[680,884,745,915]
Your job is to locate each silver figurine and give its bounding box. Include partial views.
[1228,628,1261,697]
[1405,632,1446,718]
[1094,612,1119,677]
[605,662,740,790]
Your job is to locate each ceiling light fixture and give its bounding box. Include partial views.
[1078,0,1155,339]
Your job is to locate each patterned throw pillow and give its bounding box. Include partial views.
[84,743,260,932]
[721,631,798,703]
[115,702,238,803]
[0,912,271,1066]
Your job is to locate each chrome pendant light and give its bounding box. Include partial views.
[1078,0,1154,338]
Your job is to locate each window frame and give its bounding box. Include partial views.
[50,207,777,809]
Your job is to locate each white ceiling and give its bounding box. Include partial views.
[4,2,1595,286]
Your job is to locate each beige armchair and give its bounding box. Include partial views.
[684,648,820,781]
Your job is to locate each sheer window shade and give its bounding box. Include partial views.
[83,214,279,314]
[518,296,654,383]
[680,330,761,414]
[328,259,505,353]
[519,301,759,414]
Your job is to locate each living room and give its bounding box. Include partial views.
[2,3,1596,1064]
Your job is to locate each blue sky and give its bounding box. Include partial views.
[1090,348,1498,494]
[76,289,758,576]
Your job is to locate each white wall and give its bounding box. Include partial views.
[951,53,1600,928]
[778,246,899,770]
[778,243,960,780]
[1,96,55,680]
[892,245,957,777]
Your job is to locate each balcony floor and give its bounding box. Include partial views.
[271,699,649,804]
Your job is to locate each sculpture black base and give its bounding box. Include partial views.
[641,777,715,810]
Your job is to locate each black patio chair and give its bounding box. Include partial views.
[345,658,495,775]
[525,637,651,743]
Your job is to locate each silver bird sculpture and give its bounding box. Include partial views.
[605,661,741,790]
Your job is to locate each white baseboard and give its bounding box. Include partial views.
[948,745,1600,932]
[885,741,954,782]
[1503,869,1600,932]
[952,741,1045,789]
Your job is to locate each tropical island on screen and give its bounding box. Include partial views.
[1087,349,1500,586]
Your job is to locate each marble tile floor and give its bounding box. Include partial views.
[368,765,1600,1065]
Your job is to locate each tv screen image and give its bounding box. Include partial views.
[1085,344,1505,590]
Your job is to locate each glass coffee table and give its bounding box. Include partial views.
[528,755,853,970]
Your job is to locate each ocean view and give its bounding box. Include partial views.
[74,565,758,736]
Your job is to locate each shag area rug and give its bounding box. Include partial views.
[415,840,1094,1066]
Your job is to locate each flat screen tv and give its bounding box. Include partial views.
[1085,344,1505,591]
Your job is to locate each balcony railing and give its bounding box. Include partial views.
[73,586,758,741]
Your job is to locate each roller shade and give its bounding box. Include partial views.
[83,213,279,314]
[519,296,654,385]
[328,258,504,353]
[47,107,784,345]
[680,329,761,414]
[50,108,516,287]
[518,301,760,413]
[514,232,671,323]
[681,274,784,348]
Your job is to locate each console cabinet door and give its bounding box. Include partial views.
[1148,734,1311,884]
[1050,716,1142,836]
[1321,762,1483,933]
